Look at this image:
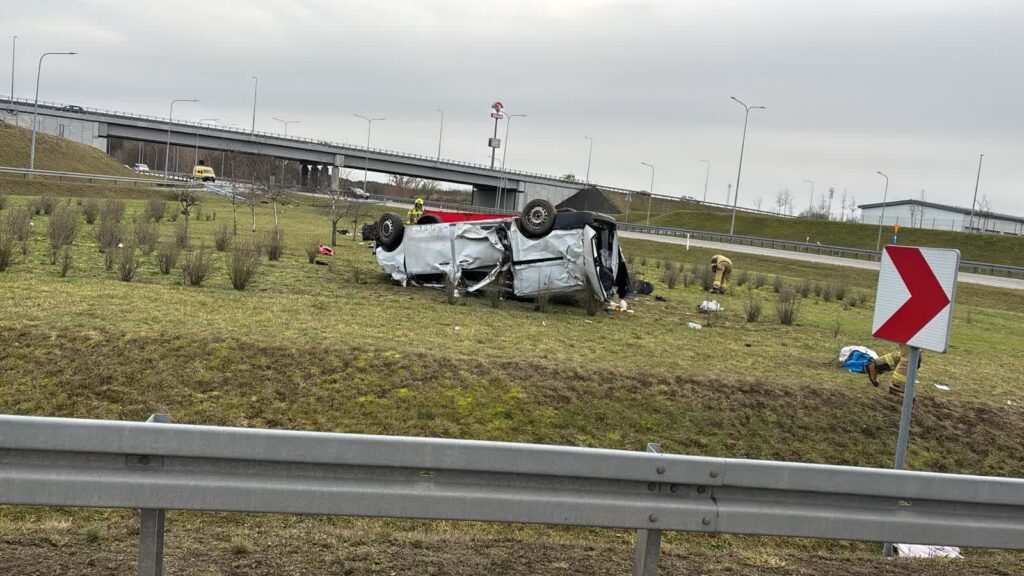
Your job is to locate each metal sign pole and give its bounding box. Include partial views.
[883,345,922,557]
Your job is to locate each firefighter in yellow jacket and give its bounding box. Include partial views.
[407,197,425,224]
[865,343,916,396]
[710,255,732,294]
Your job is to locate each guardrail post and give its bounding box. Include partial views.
[139,413,170,576]
[632,442,662,576]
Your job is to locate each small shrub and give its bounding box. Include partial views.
[626,254,637,269]
[175,221,190,249]
[850,290,870,308]
[697,265,715,292]
[578,276,602,316]
[133,219,160,255]
[146,197,168,222]
[168,210,180,222]
[828,316,842,339]
[352,267,364,285]
[100,199,125,223]
[28,197,44,215]
[118,245,140,282]
[96,218,122,253]
[813,283,824,297]
[772,275,784,294]
[797,278,812,298]
[745,296,763,322]
[0,227,12,272]
[39,196,58,215]
[0,194,6,211]
[833,280,848,301]
[264,226,285,261]
[655,259,662,269]
[7,207,32,242]
[226,239,261,290]
[639,256,648,268]
[662,261,681,289]
[533,277,553,312]
[754,273,767,289]
[304,237,320,264]
[776,287,802,325]
[181,245,212,286]
[821,283,834,302]
[213,224,233,252]
[735,269,750,287]
[59,247,73,277]
[47,205,79,264]
[103,248,116,271]
[82,199,100,224]
[155,242,180,275]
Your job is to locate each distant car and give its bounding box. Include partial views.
[133,163,150,172]
[192,165,216,182]
[364,199,633,304]
[61,105,85,113]
[350,187,370,199]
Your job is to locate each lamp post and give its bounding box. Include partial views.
[9,36,15,99]
[354,114,385,195]
[804,179,815,212]
[584,136,594,183]
[641,161,655,225]
[214,121,236,178]
[497,113,526,209]
[271,117,299,136]
[700,160,711,202]
[28,51,77,175]
[250,76,258,133]
[195,118,218,171]
[435,109,444,161]
[164,98,197,178]
[874,171,889,251]
[728,96,766,236]
[967,154,985,232]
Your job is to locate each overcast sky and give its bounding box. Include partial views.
[5,0,1023,215]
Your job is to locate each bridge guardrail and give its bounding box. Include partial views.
[0,166,197,187]
[1,414,1023,575]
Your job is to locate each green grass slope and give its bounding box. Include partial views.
[0,120,132,175]
[1,188,1022,574]
[649,208,1024,266]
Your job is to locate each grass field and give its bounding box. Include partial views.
[1,182,1023,575]
[0,121,132,175]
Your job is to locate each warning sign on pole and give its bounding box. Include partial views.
[871,246,959,353]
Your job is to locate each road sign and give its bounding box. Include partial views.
[871,246,959,353]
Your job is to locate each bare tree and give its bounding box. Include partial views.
[978,194,993,232]
[753,197,764,211]
[918,190,926,227]
[775,188,793,216]
[839,189,848,221]
[175,188,201,237]
[320,169,366,246]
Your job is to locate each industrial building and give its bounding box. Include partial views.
[858,199,1024,235]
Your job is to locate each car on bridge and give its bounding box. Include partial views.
[364,199,633,304]
[60,105,85,113]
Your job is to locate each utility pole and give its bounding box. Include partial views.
[874,171,889,251]
[729,97,766,235]
[272,117,299,137]
[488,101,504,169]
[354,114,385,195]
[29,51,77,176]
[250,76,258,133]
[701,160,710,202]
[497,113,526,209]
[641,162,655,225]
[9,36,15,100]
[584,136,594,183]
[195,118,218,171]
[827,187,835,221]
[164,98,197,178]
[967,154,984,232]
[436,109,444,161]
[804,179,815,212]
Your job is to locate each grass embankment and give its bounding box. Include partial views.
[1,185,1022,574]
[0,120,132,175]
[646,208,1024,267]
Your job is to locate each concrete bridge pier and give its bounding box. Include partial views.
[300,163,310,187]
[330,155,345,191]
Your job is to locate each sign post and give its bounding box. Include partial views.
[871,245,959,556]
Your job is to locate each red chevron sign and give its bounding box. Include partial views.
[871,246,959,353]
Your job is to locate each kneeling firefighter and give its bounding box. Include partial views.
[866,344,918,396]
[407,197,425,224]
[710,255,732,294]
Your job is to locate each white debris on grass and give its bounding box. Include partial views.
[687,322,702,330]
[699,300,723,312]
[894,544,962,559]
[934,383,951,391]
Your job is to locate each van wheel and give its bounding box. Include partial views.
[377,213,405,252]
[520,199,556,238]
[417,214,442,224]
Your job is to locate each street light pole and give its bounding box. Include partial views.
[497,113,526,209]
[9,36,15,99]
[354,114,385,195]
[436,109,444,161]
[874,171,889,251]
[967,154,985,233]
[195,118,218,171]
[584,136,594,183]
[641,161,655,225]
[164,98,197,178]
[271,117,299,137]
[28,51,77,174]
[250,76,258,133]
[701,160,711,202]
[728,97,766,236]
[804,179,815,212]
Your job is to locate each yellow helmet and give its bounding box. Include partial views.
[415,197,424,206]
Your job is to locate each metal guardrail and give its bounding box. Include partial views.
[1,414,1023,575]
[620,222,1024,280]
[0,166,195,187]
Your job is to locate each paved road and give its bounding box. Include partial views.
[621,231,1024,291]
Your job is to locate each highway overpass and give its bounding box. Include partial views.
[0,96,597,210]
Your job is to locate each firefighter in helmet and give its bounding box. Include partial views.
[710,255,732,294]
[407,197,425,224]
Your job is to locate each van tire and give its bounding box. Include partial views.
[377,213,405,252]
[520,199,556,238]
[416,214,442,224]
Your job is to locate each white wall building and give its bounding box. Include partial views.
[858,199,1024,236]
